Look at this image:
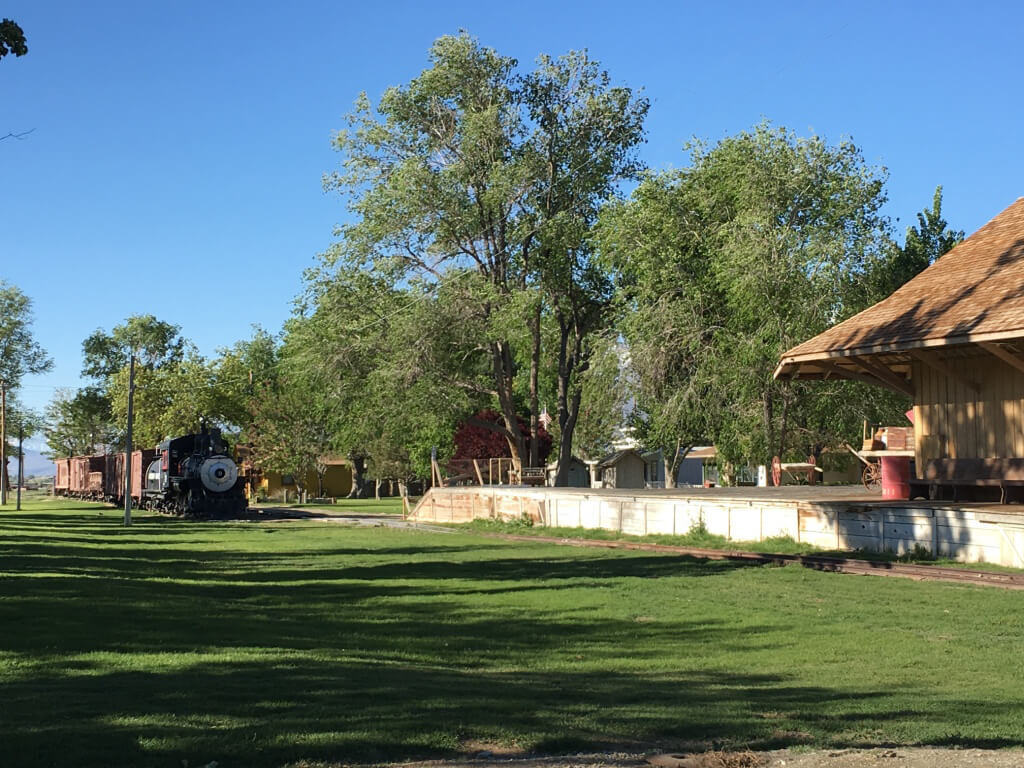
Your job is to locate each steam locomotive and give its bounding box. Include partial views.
[142,427,247,517]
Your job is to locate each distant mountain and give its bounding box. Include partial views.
[6,448,56,478]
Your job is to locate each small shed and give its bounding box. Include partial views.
[775,197,1024,499]
[545,456,590,487]
[592,449,647,489]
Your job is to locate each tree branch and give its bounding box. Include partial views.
[0,128,35,142]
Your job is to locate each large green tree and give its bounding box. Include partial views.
[64,315,189,450]
[283,265,460,494]
[325,33,646,482]
[602,123,904,476]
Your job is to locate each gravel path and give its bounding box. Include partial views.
[393,749,1024,768]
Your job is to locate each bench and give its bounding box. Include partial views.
[520,466,546,487]
[912,458,1024,504]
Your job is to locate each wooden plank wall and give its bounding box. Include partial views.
[913,355,1024,472]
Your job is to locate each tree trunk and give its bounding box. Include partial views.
[554,384,583,487]
[554,317,588,486]
[528,302,541,468]
[664,441,693,489]
[763,393,774,462]
[663,439,681,489]
[375,478,381,500]
[347,454,370,499]
[491,341,526,468]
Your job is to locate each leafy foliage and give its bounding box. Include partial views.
[601,123,910,474]
[0,281,52,389]
[43,387,113,458]
[868,185,964,300]
[0,18,26,60]
[324,33,647,479]
[451,409,552,463]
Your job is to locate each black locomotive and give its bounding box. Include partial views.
[142,427,247,517]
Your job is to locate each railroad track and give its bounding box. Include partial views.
[477,532,1024,590]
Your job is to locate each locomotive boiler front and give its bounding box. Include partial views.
[199,455,238,493]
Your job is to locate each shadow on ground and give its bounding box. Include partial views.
[0,511,1019,767]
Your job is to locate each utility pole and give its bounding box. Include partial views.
[123,352,136,527]
[16,421,23,511]
[1,379,6,507]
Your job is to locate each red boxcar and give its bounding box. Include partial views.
[70,455,106,498]
[102,450,157,502]
[54,459,71,495]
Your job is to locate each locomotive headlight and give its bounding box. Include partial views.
[200,457,238,493]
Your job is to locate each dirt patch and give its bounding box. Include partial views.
[392,748,1024,768]
[650,750,766,767]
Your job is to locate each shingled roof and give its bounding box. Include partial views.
[776,197,1024,378]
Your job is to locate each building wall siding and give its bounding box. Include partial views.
[913,355,1024,473]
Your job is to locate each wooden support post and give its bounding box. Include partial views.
[472,459,484,486]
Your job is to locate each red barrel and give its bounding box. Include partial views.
[881,456,911,500]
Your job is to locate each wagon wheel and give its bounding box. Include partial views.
[771,456,782,487]
[862,461,882,491]
[806,454,817,486]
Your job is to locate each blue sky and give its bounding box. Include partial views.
[3,0,1023,431]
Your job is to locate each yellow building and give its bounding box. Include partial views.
[254,457,353,500]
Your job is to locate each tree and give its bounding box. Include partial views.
[82,315,185,381]
[597,173,717,485]
[548,334,627,461]
[522,51,647,483]
[0,19,27,61]
[68,315,189,449]
[210,328,279,438]
[3,397,42,496]
[0,281,53,389]
[868,185,964,300]
[0,282,51,500]
[326,33,646,481]
[249,378,335,498]
[602,123,900,474]
[44,387,114,458]
[451,409,551,463]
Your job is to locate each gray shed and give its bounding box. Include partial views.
[593,449,646,489]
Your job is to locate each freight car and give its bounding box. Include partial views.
[56,450,154,505]
[53,427,247,518]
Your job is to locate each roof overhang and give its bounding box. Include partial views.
[775,331,1024,397]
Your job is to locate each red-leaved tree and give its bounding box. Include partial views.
[452,410,552,465]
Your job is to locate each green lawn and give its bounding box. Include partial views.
[2,498,1024,767]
